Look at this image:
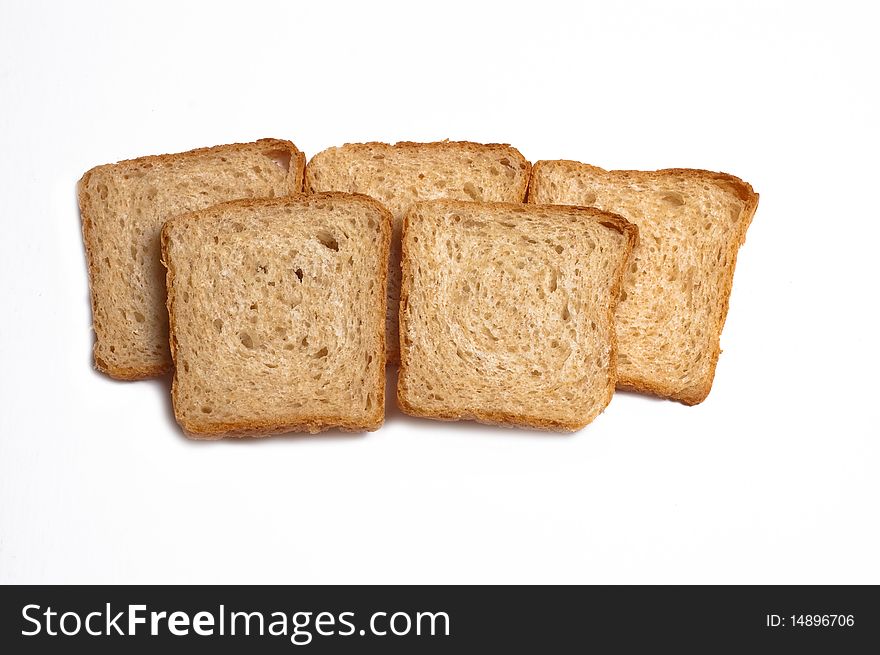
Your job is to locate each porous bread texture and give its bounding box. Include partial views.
[78,139,306,380]
[528,161,759,404]
[161,193,390,438]
[398,200,637,431]
[305,141,531,364]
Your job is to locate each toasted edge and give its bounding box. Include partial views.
[528,161,759,405]
[78,139,306,380]
[160,192,392,438]
[306,140,532,202]
[396,199,638,431]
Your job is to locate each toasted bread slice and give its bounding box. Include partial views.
[161,193,391,438]
[78,139,305,380]
[397,200,636,431]
[305,141,531,363]
[528,161,758,404]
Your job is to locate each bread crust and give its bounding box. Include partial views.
[78,139,306,380]
[528,161,758,405]
[397,199,637,431]
[161,192,391,438]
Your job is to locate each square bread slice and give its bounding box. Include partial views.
[305,141,531,364]
[160,193,391,438]
[528,161,759,404]
[78,139,305,380]
[397,200,637,431]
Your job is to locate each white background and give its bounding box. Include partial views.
[1,0,878,584]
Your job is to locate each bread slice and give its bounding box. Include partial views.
[397,200,637,431]
[305,141,531,364]
[528,161,759,404]
[78,139,305,380]
[160,193,391,438]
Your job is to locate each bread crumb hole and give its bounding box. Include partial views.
[295,268,304,282]
[213,318,223,332]
[662,191,685,206]
[554,244,564,254]
[315,230,339,251]
[463,182,482,201]
[133,311,145,323]
[201,406,212,414]
[561,304,570,321]
[263,149,291,172]
[313,347,328,358]
[232,222,244,232]
[239,331,255,349]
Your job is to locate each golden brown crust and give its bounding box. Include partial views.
[394,394,586,432]
[396,199,637,431]
[175,413,382,440]
[79,139,306,380]
[161,192,391,438]
[528,161,758,405]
